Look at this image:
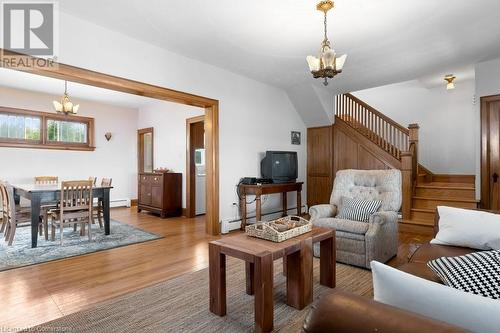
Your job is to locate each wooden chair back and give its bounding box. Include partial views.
[101,178,112,187]
[2,182,17,225]
[0,182,9,222]
[59,180,93,221]
[35,176,58,185]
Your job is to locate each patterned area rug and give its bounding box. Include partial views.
[0,220,162,271]
[24,258,373,333]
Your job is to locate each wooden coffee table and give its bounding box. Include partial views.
[209,227,335,333]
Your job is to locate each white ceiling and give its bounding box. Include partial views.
[58,0,500,92]
[0,68,159,108]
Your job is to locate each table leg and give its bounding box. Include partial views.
[282,192,287,217]
[282,256,287,276]
[297,190,302,216]
[286,239,313,309]
[246,262,254,295]
[30,194,41,248]
[254,252,273,333]
[320,232,336,288]
[103,188,111,235]
[240,193,247,230]
[256,194,262,222]
[209,243,226,316]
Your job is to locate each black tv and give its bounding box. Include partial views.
[261,151,298,183]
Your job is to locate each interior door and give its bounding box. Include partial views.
[481,96,500,209]
[307,126,333,207]
[138,128,154,173]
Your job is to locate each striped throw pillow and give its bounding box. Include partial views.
[336,197,382,222]
[427,251,500,299]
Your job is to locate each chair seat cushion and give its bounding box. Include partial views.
[313,217,370,235]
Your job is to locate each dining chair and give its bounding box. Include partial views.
[94,178,112,228]
[50,180,93,244]
[35,176,58,185]
[0,181,8,233]
[1,182,32,246]
[35,176,59,240]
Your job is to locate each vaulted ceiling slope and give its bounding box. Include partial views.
[59,0,500,125]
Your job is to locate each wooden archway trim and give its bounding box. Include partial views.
[0,50,220,235]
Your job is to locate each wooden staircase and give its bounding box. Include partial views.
[335,93,477,234]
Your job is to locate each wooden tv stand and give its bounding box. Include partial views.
[238,182,303,230]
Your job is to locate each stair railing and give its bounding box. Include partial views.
[335,93,410,160]
[335,93,419,220]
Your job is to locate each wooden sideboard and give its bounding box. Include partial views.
[138,172,182,217]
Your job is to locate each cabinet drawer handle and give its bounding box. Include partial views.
[148,193,151,196]
[154,177,158,181]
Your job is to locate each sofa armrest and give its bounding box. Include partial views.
[302,290,468,333]
[369,211,398,226]
[309,204,337,220]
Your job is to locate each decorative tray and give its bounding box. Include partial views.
[245,215,312,242]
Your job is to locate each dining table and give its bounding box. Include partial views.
[12,183,113,248]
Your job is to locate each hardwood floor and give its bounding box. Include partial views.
[0,208,430,330]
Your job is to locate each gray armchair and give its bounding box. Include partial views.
[309,169,402,269]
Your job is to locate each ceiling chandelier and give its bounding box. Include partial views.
[53,80,79,114]
[306,0,347,86]
[444,74,456,90]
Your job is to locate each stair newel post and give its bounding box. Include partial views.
[401,151,413,220]
[408,123,420,182]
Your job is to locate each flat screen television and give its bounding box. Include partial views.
[261,151,298,183]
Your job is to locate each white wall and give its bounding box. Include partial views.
[10,11,307,228]
[137,100,204,208]
[474,57,500,198]
[0,86,138,203]
[352,79,476,174]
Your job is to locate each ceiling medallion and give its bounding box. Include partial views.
[306,0,347,86]
[53,80,79,115]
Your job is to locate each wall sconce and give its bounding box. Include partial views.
[105,132,112,141]
[444,74,456,90]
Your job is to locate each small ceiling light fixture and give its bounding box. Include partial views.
[306,0,347,86]
[444,74,456,90]
[53,80,79,114]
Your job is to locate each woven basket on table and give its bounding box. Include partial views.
[245,216,312,242]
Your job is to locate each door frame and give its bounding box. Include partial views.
[480,94,500,209]
[137,127,154,173]
[1,50,220,235]
[185,115,205,217]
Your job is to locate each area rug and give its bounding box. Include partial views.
[0,220,162,271]
[25,258,373,333]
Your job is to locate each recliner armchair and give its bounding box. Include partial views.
[309,169,402,269]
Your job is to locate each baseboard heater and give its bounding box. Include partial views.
[110,198,131,208]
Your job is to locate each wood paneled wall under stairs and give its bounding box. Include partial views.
[307,120,399,208]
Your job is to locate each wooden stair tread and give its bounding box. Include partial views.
[411,208,434,213]
[412,196,479,203]
[416,184,474,190]
[399,219,434,226]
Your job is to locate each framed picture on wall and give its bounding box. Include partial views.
[291,131,301,145]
